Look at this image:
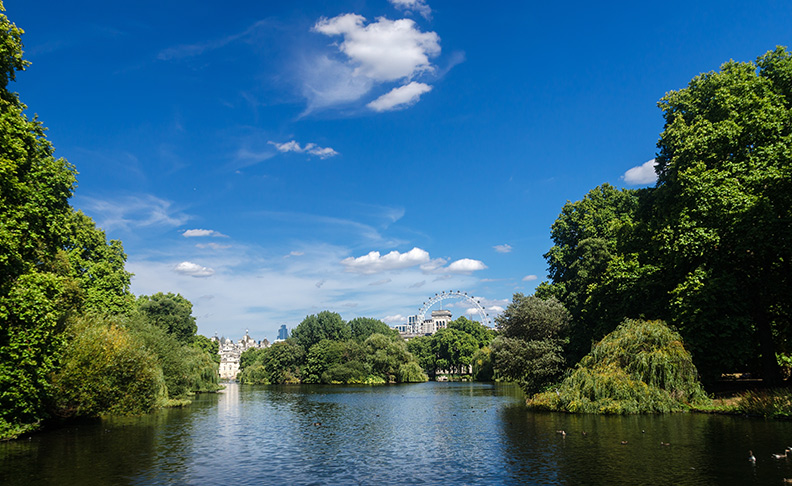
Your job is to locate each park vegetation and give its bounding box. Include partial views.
[498,45,792,414]
[237,312,428,385]
[0,5,219,440]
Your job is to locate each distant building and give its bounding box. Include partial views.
[217,330,269,380]
[396,310,453,337]
[278,324,289,341]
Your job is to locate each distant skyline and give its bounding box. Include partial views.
[8,1,792,340]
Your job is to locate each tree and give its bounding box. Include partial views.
[192,334,220,364]
[491,294,571,394]
[406,335,436,378]
[348,317,398,341]
[0,4,80,436]
[291,311,351,350]
[432,328,478,375]
[651,47,792,383]
[538,184,658,363]
[136,292,197,343]
[447,316,495,348]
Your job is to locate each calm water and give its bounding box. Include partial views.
[2,382,792,485]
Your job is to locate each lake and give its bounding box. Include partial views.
[2,382,792,485]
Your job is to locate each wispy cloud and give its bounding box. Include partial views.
[367,82,432,112]
[157,19,272,61]
[389,0,432,19]
[78,194,190,231]
[522,274,538,282]
[196,243,232,250]
[623,159,658,185]
[369,278,392,286]
[183,229,229,238]
[493,244,512,253]
[268,140,339,159]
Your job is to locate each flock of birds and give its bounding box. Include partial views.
[555,428,670,447]
[555,429,792,482]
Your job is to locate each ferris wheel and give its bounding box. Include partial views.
[416,290,493,328]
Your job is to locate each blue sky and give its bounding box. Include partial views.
[7,0,792,340]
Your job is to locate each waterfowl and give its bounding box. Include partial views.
[660,442,671,447]
[772,447,792,459]
[748,450,756,463]
[620,441,628,445]
[313,422,322,427]
[556,430,566,437]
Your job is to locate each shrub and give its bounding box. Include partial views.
[529,319,708,414]
[49,317,166,417]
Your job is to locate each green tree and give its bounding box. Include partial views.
[406,335,436,378]
[192,334,220,364]
[49,316,166,418]
[260,341,305,384]
[290,311,351,350]
[539,184,658,363]
[136,292,197,343]
[491,294,570,394]
[447,316,495,347]
[432,328,478,375]
[0,4,81,436]
[349,317,398,341]
[651,47,792,383]
[304,339,366,384]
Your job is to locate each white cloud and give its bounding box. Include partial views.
[174,261,215,278]
[389,0,432,19]
[367,82,432,112]
[268,140,339,159]
[623,159,658,185]
[522,274,538,282]
[488,305,505,313]
[341,247,430,274]
[183,229,228,238]
[493,244,512,253]
[383,314,407,324]
[286,251,305,258]
[313,14,440,82]
[447,258,487,274]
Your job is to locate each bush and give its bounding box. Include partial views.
[529,319,708,414]
[49,316,167,417]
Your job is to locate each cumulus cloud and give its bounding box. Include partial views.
[174,261,215,278]
[313,14,440,82]
[493,244,512,253]
[367,81,432,111]
[522,274,538,281]
[447,258,487,274]
[488,305,505,313]
[623,159,658,185]
[183,228,228,238]
[268,140,339,159]
[341,247,430,274]
[389,0,432,19]
[306,13,441,112]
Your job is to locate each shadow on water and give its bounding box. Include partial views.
[4,382,792,485]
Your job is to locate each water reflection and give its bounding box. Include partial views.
[3,383,792,485]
